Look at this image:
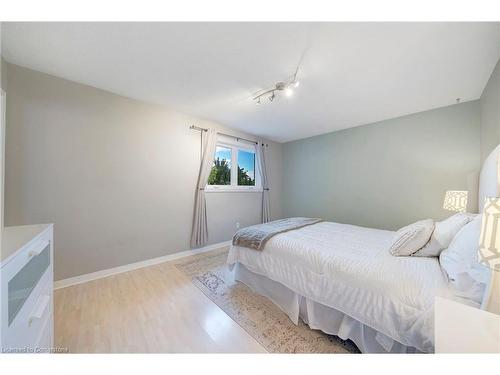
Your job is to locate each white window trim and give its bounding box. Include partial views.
[206,135,262,193]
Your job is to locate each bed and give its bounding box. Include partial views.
[227,221,450,353]
[227,145,500,354]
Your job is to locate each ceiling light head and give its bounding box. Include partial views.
[253,71,300,104]
[275,82,287,90]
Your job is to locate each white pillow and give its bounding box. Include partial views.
[389,219,435,256]
[439,215,491,304]
[413,213,476,257]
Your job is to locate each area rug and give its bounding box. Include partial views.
[174,247,360,353]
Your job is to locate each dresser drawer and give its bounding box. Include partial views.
[1,274,53,350]
[35,311,54,352]
[1,225,54,352]
[7,241,51,326]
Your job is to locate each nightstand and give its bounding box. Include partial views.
[435,296,500,353]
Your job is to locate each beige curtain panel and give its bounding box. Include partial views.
[257,140,271,223]
[191,128,218,247]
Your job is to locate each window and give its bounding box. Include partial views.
[206,136,261,192]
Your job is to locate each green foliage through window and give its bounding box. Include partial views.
[238,166,255,185]
[208,157,231,185]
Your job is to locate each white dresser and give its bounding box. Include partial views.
[1,224,54,353]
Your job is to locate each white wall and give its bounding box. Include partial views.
[4,63,283,280]
[480,58,500,162]
[1,24,5,237]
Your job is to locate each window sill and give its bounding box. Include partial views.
[205,187,263,193]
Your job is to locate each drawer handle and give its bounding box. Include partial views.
[28,295,50,326]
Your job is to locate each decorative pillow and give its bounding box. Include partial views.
[413,213,476,257]
[389,219,435,256]
[439,216,491,305]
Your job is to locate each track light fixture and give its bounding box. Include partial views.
[253,68,300,104]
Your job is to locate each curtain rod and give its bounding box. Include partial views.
[189,125,259,145]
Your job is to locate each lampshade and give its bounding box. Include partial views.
[479,197,500,271]
[443,190,468,213]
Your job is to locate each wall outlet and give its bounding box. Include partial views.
[236,222,240,229]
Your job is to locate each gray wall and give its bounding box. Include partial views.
[1,59,6,91]
[282,101,481,230]
[0,23,3,90]
[480,59,500,162]
[4,63,283,280]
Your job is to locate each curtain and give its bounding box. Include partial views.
[190,128,218,247]
[257,140,271,223]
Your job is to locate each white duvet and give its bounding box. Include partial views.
[227,221,453,352]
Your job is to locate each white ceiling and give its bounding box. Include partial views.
[2,22,500,142]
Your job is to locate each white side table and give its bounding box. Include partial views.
[435,296,500,353]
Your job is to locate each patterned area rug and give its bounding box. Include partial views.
[174,247,360,353]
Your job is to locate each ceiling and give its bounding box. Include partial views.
[2,22,499,142]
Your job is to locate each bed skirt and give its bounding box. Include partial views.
[232,262,423,354]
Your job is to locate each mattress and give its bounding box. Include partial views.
[227,221,453,352]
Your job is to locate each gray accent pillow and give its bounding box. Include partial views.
[389,219,435,256]
[412,213,476,257]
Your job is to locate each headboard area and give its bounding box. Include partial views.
[478,144,500,212]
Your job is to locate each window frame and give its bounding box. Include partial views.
[205,136,262,193]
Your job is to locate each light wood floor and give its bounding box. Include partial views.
[54,256,267,353]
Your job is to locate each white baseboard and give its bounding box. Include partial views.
[54,240,232,290]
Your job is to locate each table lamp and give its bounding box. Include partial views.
[443,190,468,213]
[479,197,500,314]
